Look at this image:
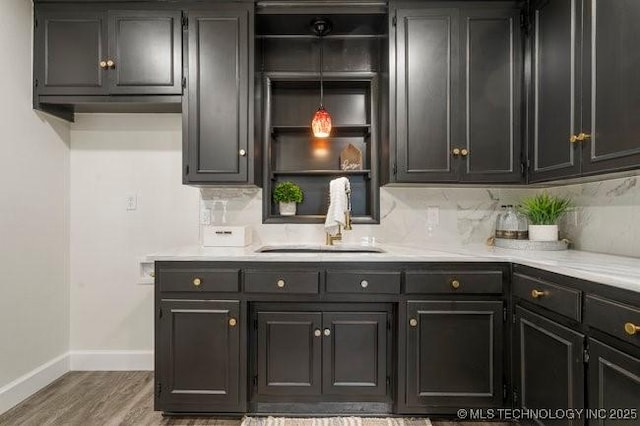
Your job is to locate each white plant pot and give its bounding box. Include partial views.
[528,224,558,241]
[279,202,297,216]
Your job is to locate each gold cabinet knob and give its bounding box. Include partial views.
[228,318,237,327]
[460,148,469,157]
[450,279,460,289]
[576,132,591,141]
[106,59,115,68]
[276,279,285,288]
[360,280,369,288]
[569,134,578,143]
[99,60,108,69]
[193,277,202,287]
[624,322,640,336]
[409,318,418,327]
[314,329,322,337]
[323,328,331,336]
[452,148,461,156]
[239,149,247,157]
[531,289,546,298]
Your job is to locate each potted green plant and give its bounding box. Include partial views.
[519,193,572,241]
[273,181,304,216]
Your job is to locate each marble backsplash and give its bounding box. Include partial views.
[200,176,640,258]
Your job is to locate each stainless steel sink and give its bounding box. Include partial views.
[256,244,385,253]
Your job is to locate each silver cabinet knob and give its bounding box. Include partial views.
[239,149,247,156]
[323,328,331,336]
[314,329,322,337]
[360,280,369,288]
[276,279,285,288]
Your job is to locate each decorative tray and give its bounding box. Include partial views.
[494,238,569,251]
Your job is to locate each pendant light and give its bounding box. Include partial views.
[311,18,333,138]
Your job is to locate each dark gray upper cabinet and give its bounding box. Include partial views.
[392,3,523,184]
[580,0,640,176]
[404,300,504,411]
[108,10,182,94]
[394,7,460,183]
[515,307,585,424]
[529,0,581,182]
[184,5,254,184]
[459,8,522,183]
[530,0,640,182]
[35,9,108,95]
[34,6,182,96]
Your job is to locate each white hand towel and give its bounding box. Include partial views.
[324,177,351,236]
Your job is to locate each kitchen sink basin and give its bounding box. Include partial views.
[256,244,385,253]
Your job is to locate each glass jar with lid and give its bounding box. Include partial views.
[495,205,507,239]
[502,205,519,239]
[516,206,529,240]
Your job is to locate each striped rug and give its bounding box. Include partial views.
[241,417,432,426]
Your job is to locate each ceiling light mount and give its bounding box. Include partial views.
[310,18,333,37]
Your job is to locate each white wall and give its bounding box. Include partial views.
[0,0,71,412]
[69,114,200,355]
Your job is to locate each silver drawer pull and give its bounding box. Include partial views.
[360,280,369,288]
[276,279,285,288]
[314,329,322,337]
[324,328,331,336]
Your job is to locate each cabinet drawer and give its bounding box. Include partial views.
[160,269,240,292]
[326,271,401,294]
[513,273,581,321]
[405,271,503,294]
[586,295,640,349]
[245,271,319,294]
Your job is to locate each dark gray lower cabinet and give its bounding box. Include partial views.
[156,300,243,413]
[257,311,322,396]
[588,339,640,426]
[515,306,585,426]
[405,300,504,409]
[256,310,389,401]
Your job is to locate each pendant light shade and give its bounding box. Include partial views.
[312,106,332,138]
[311,18,332,138]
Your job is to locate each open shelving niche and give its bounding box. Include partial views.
[262,73,380,224]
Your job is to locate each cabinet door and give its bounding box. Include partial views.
[459,8,522,183]
[34,8,108,95]
[185,7,252,183]
[581,0,640,175]
[107,10,182,95]
[394,8,460,183]
[257,311,322,397]
[515,307,585,426]
[529,0,582,182]
[157,300,243,412]
[406,300,503,409]
[322,312,388,398]
[588,339,640,425]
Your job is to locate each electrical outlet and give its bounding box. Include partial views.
[126,194,137,211]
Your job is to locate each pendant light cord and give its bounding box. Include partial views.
[319,35,324,108]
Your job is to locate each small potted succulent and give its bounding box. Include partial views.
[519,192,572,241]
[273,181,304,216]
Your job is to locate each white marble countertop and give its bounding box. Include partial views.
[146,243,640,293]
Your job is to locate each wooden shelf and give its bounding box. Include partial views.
[271,124,371,137]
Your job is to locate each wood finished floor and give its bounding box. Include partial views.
[0,372,511,426]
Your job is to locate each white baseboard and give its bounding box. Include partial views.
[0,353,70,415]
[69,350,154,371]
